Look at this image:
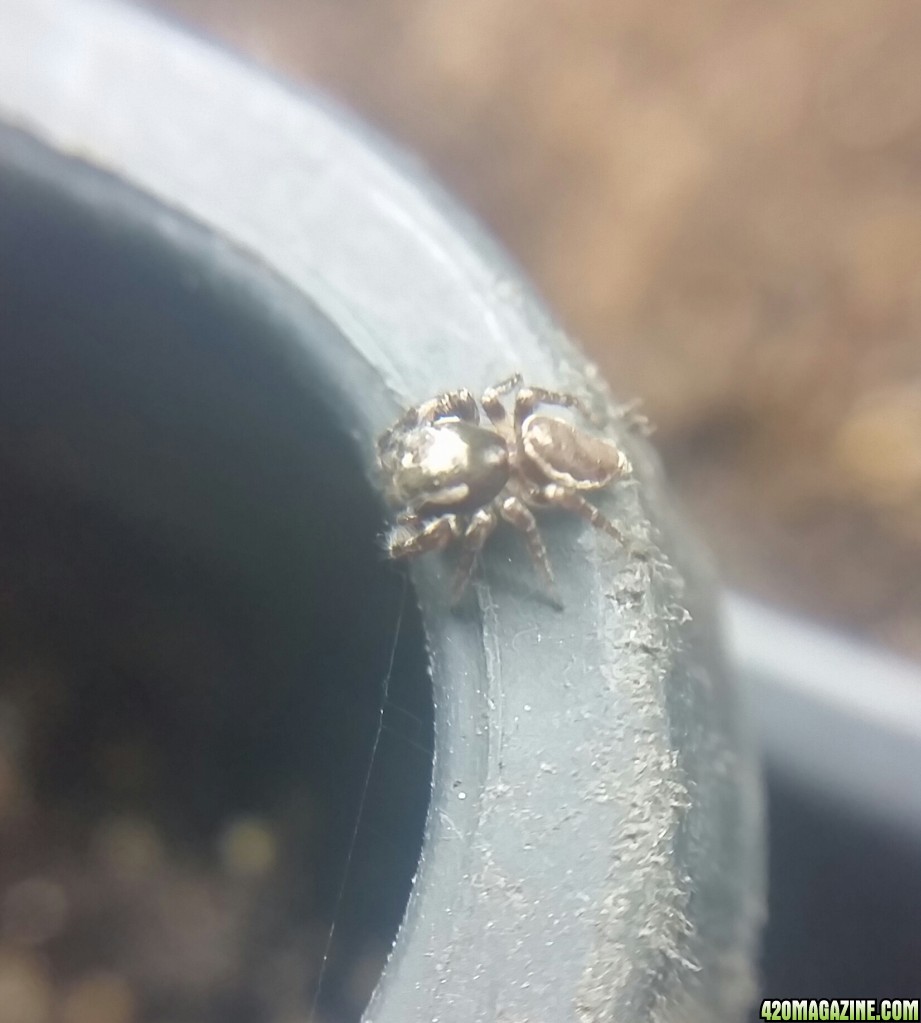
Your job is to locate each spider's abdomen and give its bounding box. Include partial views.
[521,414,632,490]
[390,420,509,512]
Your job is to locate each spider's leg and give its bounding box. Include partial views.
[539,483,631,549]
[377,402,425,458]
[612,397,653,436]
[514,386,592,435]
[417,389,480,425]
[482,373,523,425]
[385,513,462,560]
[451,506,499,605]
[498,495,563,609]
[380,392,479,459]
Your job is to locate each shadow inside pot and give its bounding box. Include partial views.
[0,133,432,1023]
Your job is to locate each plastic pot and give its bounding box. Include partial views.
[0,1,764,1020]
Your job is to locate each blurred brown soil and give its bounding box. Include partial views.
[151,0,921,657]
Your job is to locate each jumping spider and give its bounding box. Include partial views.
[377,374,635,606]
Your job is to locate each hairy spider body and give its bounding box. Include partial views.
[382,420,509,513]
[377,375,633,605]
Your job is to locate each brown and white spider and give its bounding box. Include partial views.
[376,374,635,605]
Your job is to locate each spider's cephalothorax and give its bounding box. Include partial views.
[376,375,634,605]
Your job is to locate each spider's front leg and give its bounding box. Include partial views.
[450,506,500,604]
[385,513,463,560]
[377,390,479,459]
[416,389,480,425]
[498,495,563,608]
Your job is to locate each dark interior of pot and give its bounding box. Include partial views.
[0,136,432,1023]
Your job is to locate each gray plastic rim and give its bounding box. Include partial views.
[0,1,765,1019]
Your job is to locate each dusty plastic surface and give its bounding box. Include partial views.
[0,1,765,1019]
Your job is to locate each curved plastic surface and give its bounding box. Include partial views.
[0,2,764,1019]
